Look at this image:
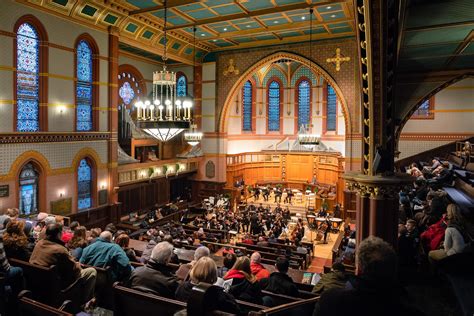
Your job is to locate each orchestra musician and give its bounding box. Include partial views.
[274,187,282,203]
[262,186,270,201]
[284,188,294,204]
[254,186,260,201]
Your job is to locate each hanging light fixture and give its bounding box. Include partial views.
[298,9,320,149]
[135,0,191,142]
[297,8,320,148]
[183,26,203,147]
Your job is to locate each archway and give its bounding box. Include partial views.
[219,51,352,135]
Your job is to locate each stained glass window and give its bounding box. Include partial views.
[76,40,93,131]
[298,80,310,128]
[326,84,337,131]
[78,159,92,210]
[177,75,187,97]
[268,81,280,131]
[411,98,434,119]
[242,80,252,131]
[19,163,38,215]
[17,23,40,132]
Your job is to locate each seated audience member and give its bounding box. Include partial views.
[218,253,236,278]
[87,227,102,244]
[163,235,180,264]
[67,226,88,260]
[256,236,269,247]
[314,236,419,316]
[115,233,138,263]
[224,256,263,305]
[1,235,23,299]
[140,238,157,264]
[30,224,96,304]
[2,220,33,261]
[415,192,448,229]
[61,221,79,244]
[260,257,299,298]
[428,204,472,263]
[420,215,448,252]
[176,246,210,281]
[398,222,418,267]
[312,262,348,295]
[250,252,270,280]
[295,239,308,254]
[80,231,131,282]
[241,234,254,245]
[128,241,179,298]
[176,257,241,314]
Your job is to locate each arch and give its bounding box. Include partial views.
[267,77,283,133]
[241,77,256,133]
[262,64,288,87]
[176,71,188,97]
[294,76,312,133]
[72,148,100,211]
[13,15,49,132]
[291,65,319,86]
[219,51,351,135]
[11,151,50,214]
[395,73,473,149]
[74,33,100,131]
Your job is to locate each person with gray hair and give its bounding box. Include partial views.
[176,246,210,280]
[80,230,131,282]
[314,236,420,316]
[128,242,179,298]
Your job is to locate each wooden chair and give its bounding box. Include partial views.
[18,290,74,316]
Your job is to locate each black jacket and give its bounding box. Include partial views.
[260,272,299,297]
[175,281,242,315]
[128,260,179,298]
[225,270,263,305]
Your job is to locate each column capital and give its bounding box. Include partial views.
[108,26,120,37]
[344,172,413,199]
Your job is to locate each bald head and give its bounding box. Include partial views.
[100,230,113,242]
[250,252,261,263]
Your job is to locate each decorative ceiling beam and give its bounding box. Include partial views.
[445,30,474,66]
[129,0,199,16]
[201,18,352,40]
[167,0,346,30]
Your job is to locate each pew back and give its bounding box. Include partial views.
[18,291,73,316]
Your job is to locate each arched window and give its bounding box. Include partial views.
[16,23,40,132]
[77,158,92,210]
[268,80,281,132]
[118,68,145,112]
[76,40,93,131]
[176,74,187,97]
[297,79,310,129]
[242,80,253,131]
[326,84,337,132]
[19,163,39,215]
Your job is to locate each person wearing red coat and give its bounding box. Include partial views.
[250,252,270,280]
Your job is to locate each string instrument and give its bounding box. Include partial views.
[316,222,329,241]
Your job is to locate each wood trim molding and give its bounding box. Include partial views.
[0,132,111,144]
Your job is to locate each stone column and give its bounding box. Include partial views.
[107,26,119,207]
[345,172,413,246]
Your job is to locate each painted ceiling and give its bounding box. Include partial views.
[19,0,355,64]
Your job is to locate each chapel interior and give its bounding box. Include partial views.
[0,0,473,315]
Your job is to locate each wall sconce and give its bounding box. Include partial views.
[58,190,65,198]
[57,105,66,115]
[100,182,107,190]
[155,168,162,175]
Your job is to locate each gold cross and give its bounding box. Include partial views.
[326,48,351,71]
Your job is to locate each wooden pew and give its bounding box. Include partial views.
[18,291,73,316]
[249,296,320,316]
[9,258,83,312]
[235,242,305,269]
[113,283,266,316]
[80,264,114,309]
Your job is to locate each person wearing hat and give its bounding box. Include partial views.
[312,262,348,295]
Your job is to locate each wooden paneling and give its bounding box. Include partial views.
[226,152,345,205]
[118,177,169,215]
